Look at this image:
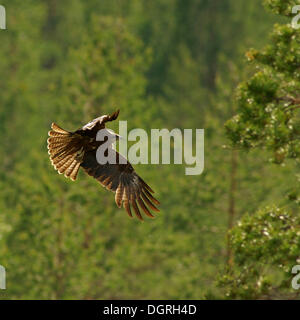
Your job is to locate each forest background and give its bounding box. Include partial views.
[0,0,299,299]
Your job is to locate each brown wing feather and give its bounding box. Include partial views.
[81,149,160,220]
[47,123,85,181]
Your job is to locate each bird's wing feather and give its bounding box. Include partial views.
[81,149,160,220]
[47,123,86,181]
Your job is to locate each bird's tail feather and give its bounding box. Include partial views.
[47,123,84,181]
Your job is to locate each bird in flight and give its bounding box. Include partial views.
[47,110,160,221]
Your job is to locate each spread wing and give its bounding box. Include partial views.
[47,123,87,181]
[81,149,160,221]
[47,110,120,180]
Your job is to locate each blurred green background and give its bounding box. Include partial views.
[0,0,297,299]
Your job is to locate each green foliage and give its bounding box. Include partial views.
[223,0,300,300]
[263,0,299,16]
[219,206,300,299]
[0,0,296,300]
[226,23,300,164]
[61,15,152,126]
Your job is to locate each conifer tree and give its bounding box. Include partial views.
[222,0,300,299]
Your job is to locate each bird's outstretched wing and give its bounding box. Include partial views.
[81,149,160,221]
[47,123,86,181]
[47,110,120,180]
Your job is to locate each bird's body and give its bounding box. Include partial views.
[47,110,160,221]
